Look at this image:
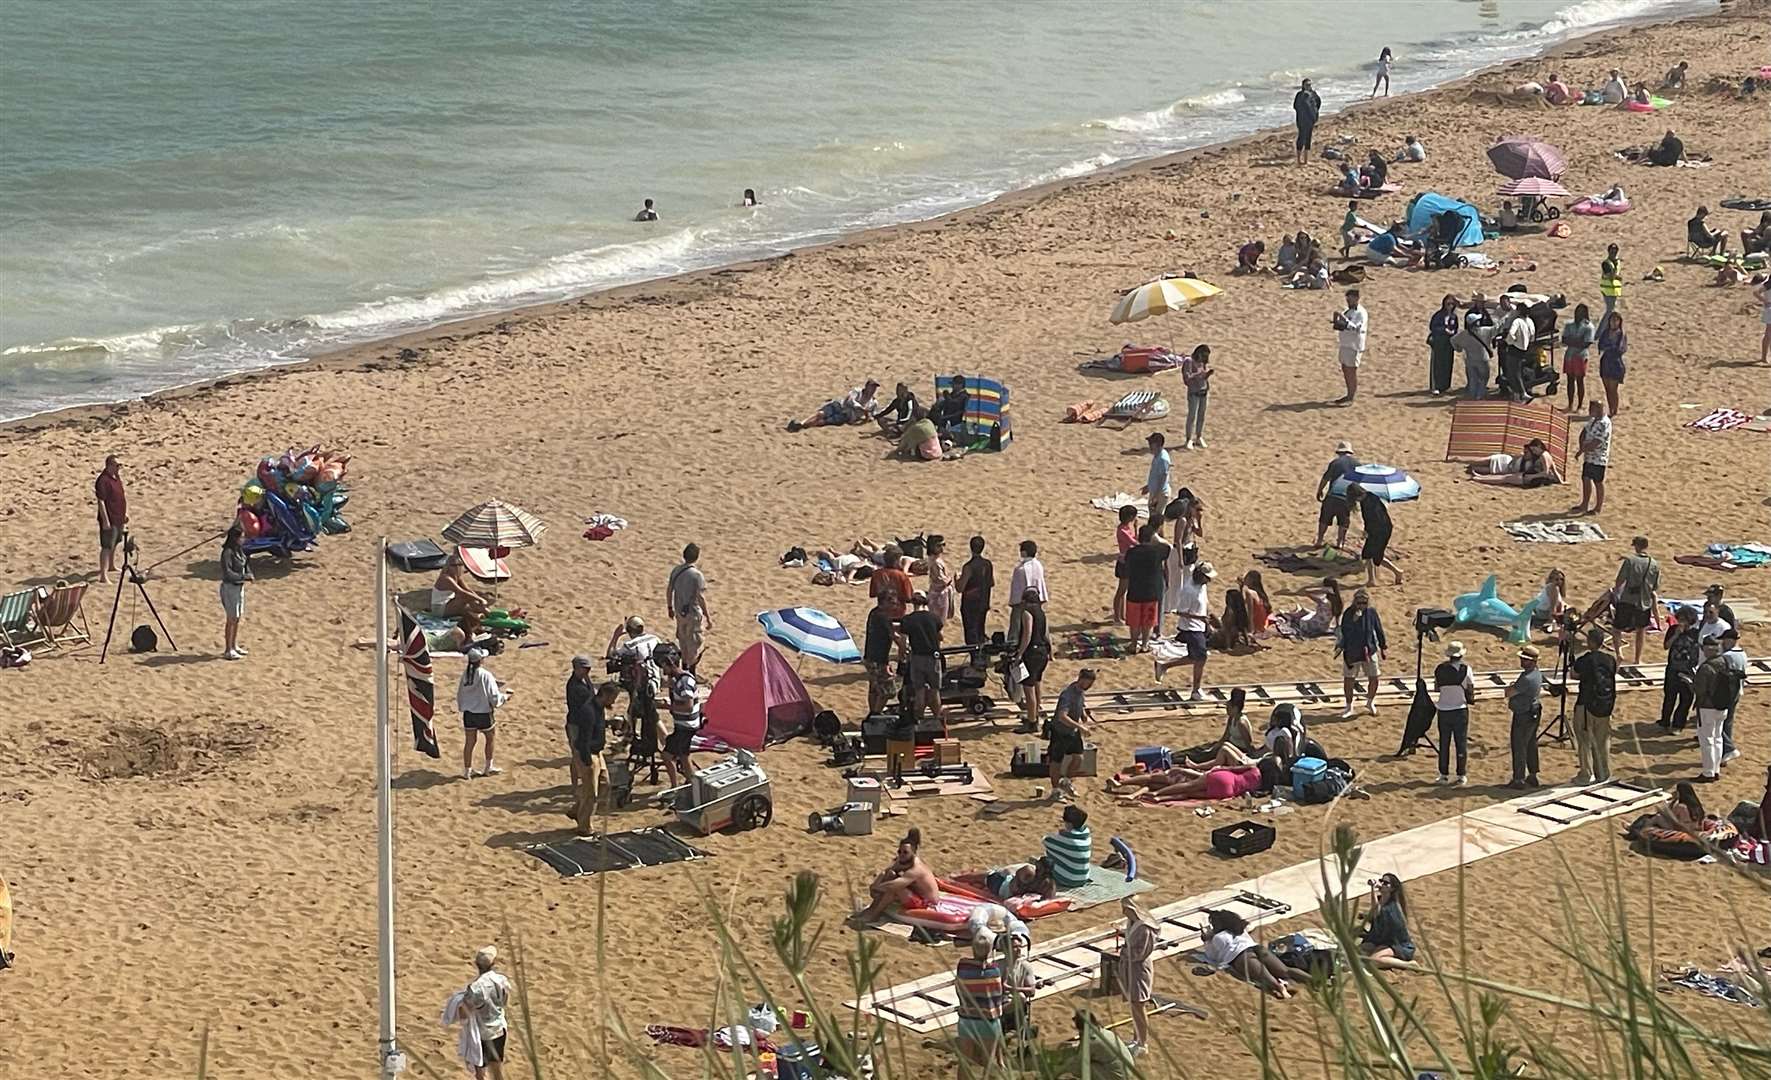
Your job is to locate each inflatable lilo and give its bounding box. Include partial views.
[885,888,1033,942]
[1451,575,1543,643]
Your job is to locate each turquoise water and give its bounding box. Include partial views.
[0,0,1709,420]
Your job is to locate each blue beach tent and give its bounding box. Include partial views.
[1405,192,1485,248]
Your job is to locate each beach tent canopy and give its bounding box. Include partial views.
[699,641,815,750]
[1405,193,1484,248]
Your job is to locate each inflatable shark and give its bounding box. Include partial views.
[1451,574,1542,644]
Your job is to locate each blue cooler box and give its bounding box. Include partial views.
[1290,757,1328,798]
[1135,745,1172,771]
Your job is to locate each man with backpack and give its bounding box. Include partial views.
[1569,628,1618,784]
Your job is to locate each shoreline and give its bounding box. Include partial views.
[0,0,1737,438]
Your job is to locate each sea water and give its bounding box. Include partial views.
[0,0,1711,421]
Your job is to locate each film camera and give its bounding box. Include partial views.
[806,802,875,836]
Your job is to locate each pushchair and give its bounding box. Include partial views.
[1423,209,1471,270]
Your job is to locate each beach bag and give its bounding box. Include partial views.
[130,625,158,653]
[1298,758,1355,804]
[387,539,447,572]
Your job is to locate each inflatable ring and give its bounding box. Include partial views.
[1111,836,1138,882]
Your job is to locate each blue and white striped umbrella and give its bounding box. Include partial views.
[756,607,861,664]
[1330,463,1422,503]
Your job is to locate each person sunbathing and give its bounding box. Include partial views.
[788,379,880,431]
[1359,151,1389,189]
[1263,703,1325,764]
[985,857,1058,901]
[1198,909,1312,1000]
[1187,687,1256,762]
[1108,756,1270,802]
[855,828,940,921]
[432,553,492,618]
[1657,780,1709,833]
[1465,438,1560,486]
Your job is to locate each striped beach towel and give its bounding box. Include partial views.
[1687,408,1756,433]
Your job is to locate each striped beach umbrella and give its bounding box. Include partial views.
[756,607,861,664]
[1497,176,1571,199]
[441,499,547,549]
[1330,463,1421,503]
[1486,136,1566,180]
[1109,276,1223,325]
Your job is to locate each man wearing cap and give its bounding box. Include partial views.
[94,454,127,584]
[1314,441,1361,550]
[1163,558,1216,701]
[461,945,513,1079]
[1507,646,1545,789]
[604,614,661,740]
[1139,432,1172,524]
[1693,635,1738,782]
[457,647,507,780]
[565,657,617,835]
[1569,628,1618,784]
[1432,641,1476,785]
[1611,535,1660,664]
[1704,583,1740,637]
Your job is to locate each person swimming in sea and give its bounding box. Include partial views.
[741,188,758,207]
[635,198,658,222]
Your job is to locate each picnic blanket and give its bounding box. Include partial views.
[1661,596,1768,623]
[1687,408,1763,433]
[1254,545,1370,574]
[1658,967,1762,1008]
[1501,520,1609,544]
[1675,543,1771,571]
[959,864,1153,915]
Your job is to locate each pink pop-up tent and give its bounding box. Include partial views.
[699,641,815,750]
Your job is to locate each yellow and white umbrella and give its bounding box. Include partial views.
[1109,276,1223,325]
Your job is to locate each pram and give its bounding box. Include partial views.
[1423,208,1473,270]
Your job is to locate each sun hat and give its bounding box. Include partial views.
[466,647,488,662]
[475,945,497,967]
[1335,440,1354,454]
[1197,562,1218,580]
[625,615,645,633]
[1446,641,1466,659]
[1518,645,1540,661]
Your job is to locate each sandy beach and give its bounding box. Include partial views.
[2,6,1769,1078]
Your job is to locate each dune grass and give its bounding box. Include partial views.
[386,823,1769,1079]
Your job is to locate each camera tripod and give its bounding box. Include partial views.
[100,534,177,663]
[1535,625,1576,745]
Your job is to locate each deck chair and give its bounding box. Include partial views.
[0,587,48,649]
[36,582,92,649]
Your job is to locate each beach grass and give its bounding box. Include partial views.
[391,824,1770,1079]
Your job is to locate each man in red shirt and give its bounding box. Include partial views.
[94,455,127,583]
[863,546,914,715]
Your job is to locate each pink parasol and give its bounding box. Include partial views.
[1497,176,1571,198]
[1487,136,1567,180]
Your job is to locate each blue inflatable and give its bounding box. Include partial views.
[1452,574,1541,643]
[1110,836,1138,882]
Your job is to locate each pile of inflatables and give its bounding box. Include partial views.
[234,446,352,557]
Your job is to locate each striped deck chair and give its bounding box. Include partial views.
[1444,399,1571,476]
[1097,389,1170,430]
[0,588,47,649]
[933,375,1012,449]
[36,582,92,649]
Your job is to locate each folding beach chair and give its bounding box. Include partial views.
[0,588,47,650]
[35,582,91,649]
[1096,389,1169,431]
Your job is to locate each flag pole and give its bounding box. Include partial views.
[375,538,403,1076]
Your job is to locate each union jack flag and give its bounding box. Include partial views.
[398,610,439,758]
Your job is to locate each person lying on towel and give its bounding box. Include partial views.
[1107,746,1283,802]
[854,828,940,922]
[787,379,880,431]
[1465,439,1560,486]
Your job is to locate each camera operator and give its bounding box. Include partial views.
[604,616,661,742]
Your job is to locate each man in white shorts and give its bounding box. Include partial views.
[1332,288,1369,405]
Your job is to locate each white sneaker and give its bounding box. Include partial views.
[1340,705,1355,719]
[1456,775,1468,787]
[1365,703,1378,716]
[1195,437,1208,448]
[1180,439,1194,450]
[462,768,474,780]
[1189,689,1205,702]
[223,648,242,661]
[1723,749,1742,763]
[1436,775,1449,785]
[484,763,503,776]
[1128,1042,1147,1058]
[234,645,249,655]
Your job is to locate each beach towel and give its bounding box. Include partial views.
[1500,520,1609,544]
[961,864,1154,912]
[1254,546,1366,574]
[1066,631,1132,660]
[1688,408,1757,432]
[645,1025,777,1053]
[1081,345,1184,374]
[1331,184,1401,199]
[1089,492,1148,518]
[1064,400,1108,423]
[1658,967,1762,1008]
[441,990,485,1070]
[582,512,629,540]
[1675,545,1771,573]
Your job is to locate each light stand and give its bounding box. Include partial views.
[100,533,177,663]
[1396,608,1445,756]
[1536,622,1575,745]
